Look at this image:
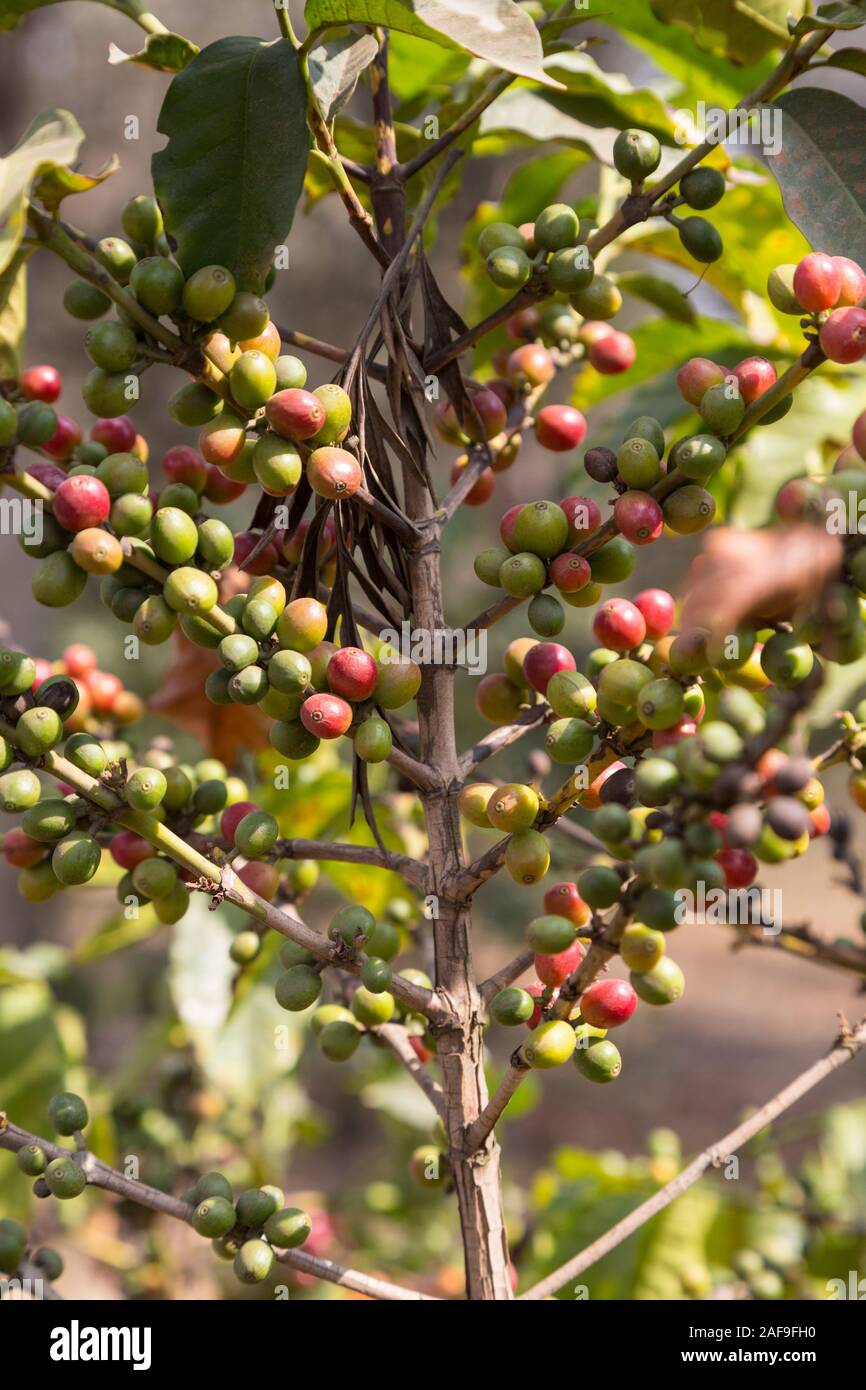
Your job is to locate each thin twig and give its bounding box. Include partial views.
[275,837,428,891]
[464,1056,531,1153]
[520,1015,866,1299]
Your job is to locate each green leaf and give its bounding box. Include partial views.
[303,0,560,88]
[615,270,697,324]
[204,983,305,1103]
[32,154,119,215]
[387,30,470,105]
[0,246,29,381]
[309,32,379,123]
[792,1,866,36]
[649,0,806,64]
[107,31,200,73]
[0,108,85,271]
[821,46,866,76]
[0,0,150,30]
[479,88,620,163]
[769,90,866,267]
[540,49,682,144]
[152,37,312,290]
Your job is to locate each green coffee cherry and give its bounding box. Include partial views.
[234,810,278,859]
[122,194,163,244]
[274,355,307,390]
[360,956,392,993]
[351,986,395,1027]
[547,247,594,293]
[574,1038,622,1083]
[195,1172,234,1202]
[487,246,532,290]
[546,718,594,764]
[85,321,139,372]
[318,1019,362,1060]
[630,957,685,1005]
[64,279,112,320]
[95,236,137,284]
[182,265,236,322]
[528,593,565,638]
[613,129,661,181]
[32,1246,64,1281]
[52,832,101,886]
[578,865,621,909]
[219,291,270,342]
[168,382,223,426]
[17,1142,47,1176]
[534,203,580,251]
[0,1218,26,1273]
[680,166,725,209]
[235,1186,282,1229]
[44,1155,86,1199]
[677,216,723,264]
[192,1196,237,1238]
[17,402,58,445]
[263,1206,311,1248]
[16,706,63,756]
[527,914,576,954]
[477,222,526,258]
[126,767,167,810]
[48,1091,89,1135]
[230,350,277,411]
[355,715,393,763]
[275,964,322,1011]
[163,567,218,614]
[491,987,534,1026]
[329,903,375,947]
[233,1238,275,1284]
[699,383,745,434]
[524,1019,576,1068]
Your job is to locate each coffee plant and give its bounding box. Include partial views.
[2,0,866,1305]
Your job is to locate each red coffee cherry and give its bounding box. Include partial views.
[613,490,663,545]
[588,329,636,375]
[732,355,777,404]
[21,364,62,403]
[543,881,591,926]
[220,801,261,845]
[204,465,247,504]
[505,306,542,340]
[109,831,153,871]
[561,495,601,542]
[85,669,122,713]
[534,404,587,452]
[464,388,507,443]
[550,552,591,592]
[307,446,362,499]
[507,343,555,386]
[675,357,724,406]
[43,415,82,461]
[475,673,524,724]
[633,588,675,640]
[238,860,280,900]
[819,306,866,363]
[534,939,583,988]
[163,445,208,492]
[27,461,67,490]
[450,458,495,506]
[809,804,831,837]
[300,692,354,739]
[4,826,46,868]
[327,646,378,702]
[593,597,647,652]
[792,251,841,312]
[579,978,637,1028]
[499,502,526,551]
[91,417,137,452]
[832,256,866,307]
[265,388,326,441]
[524,982,557,1030]
[61,643,97,677]
[53,475,111,531]
[651,716,697,749]
[233,530,279,575]
[432,399,466,445]
[578,320,614,346]
[716,847,757,888]
[523,641,576,694]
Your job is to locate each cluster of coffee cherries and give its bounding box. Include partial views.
[767,250,866,363]
[12,1089,312,1288]
[272,899,435,1062]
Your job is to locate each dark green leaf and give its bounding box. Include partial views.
[792,1,866,36]
[822,46,866,75]
[0,0,151,30]
[152,37,312,291]
[107,31,199,73]
[309,32,379,123]
[303,0,560,87]
[615,270,697,324]
[770,89,866,266]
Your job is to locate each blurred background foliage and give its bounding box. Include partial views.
[2,0,866,1298]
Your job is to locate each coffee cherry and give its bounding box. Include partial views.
[48,1090,89,1135]
[547,246,594,294]
[229,350,277,411]
[505,828,550,885]
[513,501,569,558]
[617,436,661,488]
[16,706,63,756]
[235,810,278,859]
[570,274,623,320]
[352,985,395,1027]
[534,203,580,251]
[307,445,362,499]
[327,646,378,702]
[760,632,813,687]
[580,978,637,1028]
[546,717,593,764]
[182,265,236,321]
[262,1207,311,1250]
[676,356,725,406]
[473,672,522,724]
[523,642,576,695]
[663,484,715,534]
[528,914,576,955]
[487,783,539,833]
[21,363,62,403]
[162,567,218,615]
[699,382,745,434]
[319,1018,362,1060]
[636,677,684,731]
[589,330,636,375]
[458,783,495,828]
[275,964,323,1011]
[17,1142,47,1176]
[45,1155,86,1199]
[620,923,665,973]
[63,279,111,320]
[819,306,866,363]
[792,251,841,311]
[491,987,534,1026]
[169,382,222,429]
[478,222,527,257]
[613,128,660,181]
[506,343,555,386]
[83,368,138,420]
[534,404,586,452]
[732,356,777,404]
[633,589,674,641]
[487,245,532,289]
[630,956,684,1005]
[584,445,618,483]
[16,400,56,446]
[677,216,723,263]
[126,767,167,811]
[474,546,511,587]
[85,320,139,373]
[528,593,564,637]
[273,597,326,654]
[524,1018,575,1068]
[680,166,725,209]
[831,255,866,307]
[578,865,622,911]
[613,491,664,545]
[593,598,647,652]
[463,388,507,444]
[192,1196,236,1238]
[547,554,589,598]
[668,432,726,485]
[52,475,110,533]
[300,692,353,739]
[354,715,393,764]
[589,534,637,584]
[52,831,100,885]
[499,551,546,598]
